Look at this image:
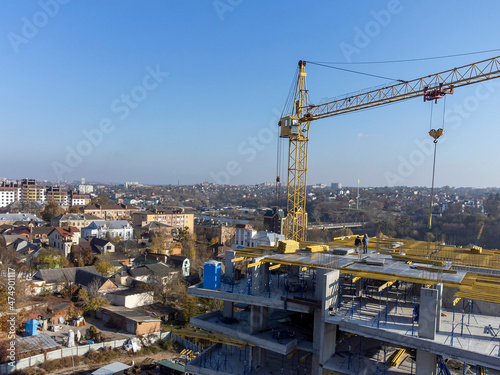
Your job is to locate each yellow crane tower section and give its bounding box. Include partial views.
[280,56,500,242]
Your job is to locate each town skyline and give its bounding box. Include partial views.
[2,2,500,186]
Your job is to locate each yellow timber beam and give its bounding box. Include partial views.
[231,257,246,263]
[269,264,281,271]
[172,328,254,349]
[248,261,265,268]
[453,297,462,306]
[352,276,362,283]
[287,349,300,359]
[378,279,398,292]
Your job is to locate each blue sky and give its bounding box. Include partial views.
[1,1,500,187]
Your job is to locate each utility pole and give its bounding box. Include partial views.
[356,179,360,210]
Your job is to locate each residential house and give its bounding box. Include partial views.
[48,227,81,257]
[90,237,115,254]
[75,269,118,292]
[0,213,44,225]
[139,221,175,238]
[30,226,53,245]
[9,225,31,238]
[83,204,139,220]
[125,262,178,285]
[81,220,133,241]
[195,221,235,245]
[127,266,152,284]
[208,243,231,260]
[2,234,29,246]
[6,237,29,252]
[263,208,285,235]
[50,213,101,229]
[96,306,160,335]
[31,266,99,295]
[104,288,153,308]
[167,255,190,277]
[0,224,14,234]
[233,223,285,249]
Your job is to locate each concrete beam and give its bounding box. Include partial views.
[335,320,500,370]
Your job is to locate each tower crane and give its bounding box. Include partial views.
[279,56,500,242]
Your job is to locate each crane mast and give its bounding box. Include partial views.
[280,56,500,242]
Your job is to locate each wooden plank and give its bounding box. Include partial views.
[269,264,281,271]
[378,279,397,292]
[248,261,264,268]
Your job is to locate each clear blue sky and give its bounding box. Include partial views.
[1,1,500,187]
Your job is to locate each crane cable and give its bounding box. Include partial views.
[309,48,500,65]
[428,96,447,229]
[305,61,404,82]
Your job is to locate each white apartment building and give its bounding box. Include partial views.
[0,182,21,208]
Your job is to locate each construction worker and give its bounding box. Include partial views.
[362,234,369,253]
[354,236,361,253]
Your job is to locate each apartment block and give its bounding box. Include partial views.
[83,204,140,221]
[45,186,69,206]
[132,209,194,234]
[20,178,46,203]
[0,182,20,208]
[70,191,91,206]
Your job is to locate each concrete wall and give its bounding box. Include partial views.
[0,338,130,374]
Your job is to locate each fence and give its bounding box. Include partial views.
[0,332,201,374]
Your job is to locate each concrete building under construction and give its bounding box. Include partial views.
[187,237,500,374]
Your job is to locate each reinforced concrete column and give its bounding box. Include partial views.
[312,269,340,375]
[416,350,437,375]
[288,265,300,282]
[224,250,235,280]
[223,301,233,318]
[249,305,267,334]
[250,346,267,370]
[435,283,443,332]
[251,258,268,295]
[419,288,438,340]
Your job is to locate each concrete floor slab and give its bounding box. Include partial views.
[326,292,500,370]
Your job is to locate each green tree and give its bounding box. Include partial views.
[37,248,69,268]
[94,258,114,276]
[77,280,108,313]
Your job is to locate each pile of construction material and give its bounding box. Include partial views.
[305,244,329,252]
[277,240,299,253]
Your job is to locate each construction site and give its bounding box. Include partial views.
[181,55,500,375]
[184,236,500,375]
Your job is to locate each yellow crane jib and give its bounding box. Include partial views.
[279,56,500,242]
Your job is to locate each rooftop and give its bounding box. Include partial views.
[100,305,160,323]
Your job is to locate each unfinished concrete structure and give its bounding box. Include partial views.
[187,238,500,374]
